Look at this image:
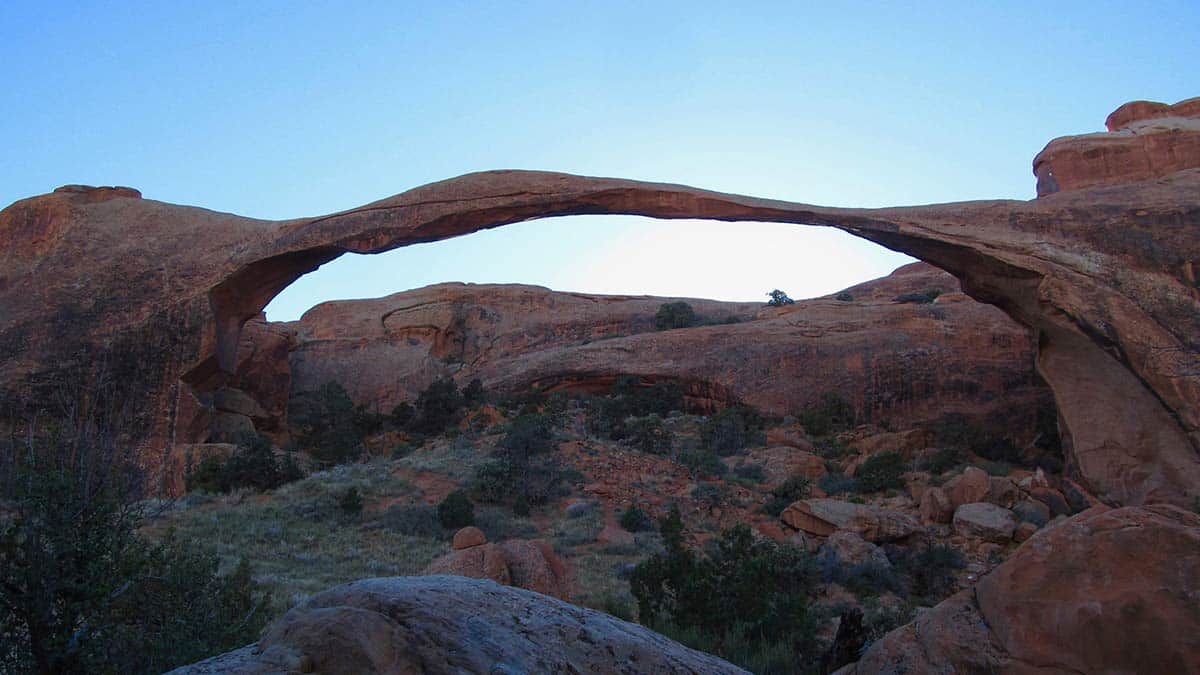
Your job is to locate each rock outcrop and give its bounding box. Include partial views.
[840,505,1200,674]
[781,498,921,542]
[423,531,570,600]
[263,263,1049,440]
[1,98,1198,508]
[169,575,747,674]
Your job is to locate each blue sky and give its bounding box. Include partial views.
[3,1,1197,320]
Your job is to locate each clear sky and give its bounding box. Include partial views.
[3,2,1196,320]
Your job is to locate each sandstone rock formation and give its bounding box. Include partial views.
[169,575,747,674]
[952,502,1017,543]
[781,498,921,542]
[1,99,1197,509]
[840,505,1200,674]
[423,533,570,600]
[259,263,1048,444]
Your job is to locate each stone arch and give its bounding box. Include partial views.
[176,168,1199,508]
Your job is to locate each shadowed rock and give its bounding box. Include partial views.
[167,575,747,674]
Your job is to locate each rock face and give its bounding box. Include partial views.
[423,536,570,600]
[1,99,1198,508]
[952,502,1017,543]
[781,498,921,542]
[169,575,747,674]
[843,505,1200,674]
[269,263,1047,438]
[1034,97,1200,195]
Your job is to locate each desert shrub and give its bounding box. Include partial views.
[814,436,849,459]
[656,301,697,330]
[974,437,1022,464]
[679,448,726,478]
[470,456,572,507]
[626,414,674,454]
[842,561,906,598]
[497,413,555,460]
[391,401,415,428]
[691,483,727,510]
[186,435,305,494]
[892,544,964,601]
[512,494,531,516]
[436,490,475,529]
[379,504,444,538]
[473,505,539,541]
[732,462,766,483]
[289,381,367,466]
[921,446,962,474]
[835,292,854,302]
[860,598,916,647]
[700,405,765,455]
[818,472,860,495]
[338,486,364,517]
[893,289,941,304]
[766,289,796,306]
[410,378,465,435]
[630,512,820,671]
[462,378,485,405]
[762,475,811,517]
[799,392,855,437]
[0,425,269,673]
[585,377,684,440]
[619,505,654,532]
[855,452,907,493]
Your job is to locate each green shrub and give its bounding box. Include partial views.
[186,435,305,494]
[679,448,726,478]
[691,483,727,510]
[799,392,855,437]
[470,457,572,507]
[893,544,964,601]
[766,289,796,306]
[463,378,486,405]
[656,301,697,330]
[512,494,531,517]
[855,452,907,493]
[733,462,766,483]
[585,377,684,440]
[619,505,654,532]
[338,486,364,517]
[627,414,674,454]
[814,436,849,459]
[289,381,365,466]
[921,446,962,474]
[410,378,466,435]
[379,504,444,538]
[497,413,555,460]
[701,405,765,455]
[835,292,854,302]
[818,472,860,495]
[762,475,811,516]
[842,561,906,598]
[437,490,475,529]
[893,289,941,304]
[630,513,819,672]
[1,428,269,673]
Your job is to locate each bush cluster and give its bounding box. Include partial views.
[799,392,855,437]
[585,377,684,441]
[762,474,811,516]
[700,405,765,455]
[437,490,475,529]
[186,434,304,494]
[854,452,907,493]
[893,289,942,304]
[289,381,370,466]
[655,301,697,330]
[619,505,654,532]
[630,508,820,672]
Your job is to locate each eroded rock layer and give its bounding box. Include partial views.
[1,99,1197,507]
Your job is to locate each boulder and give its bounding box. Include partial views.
[1011,499,1050,527]
[944,467,989,509]
[985,476,1020,508]
[1030,486,1071,517]
[781,499,920,542]
[424,539,570,600]
[1013,521,1038,543]
[451,526,487,550]
[817,531,891,569]
[844,505,1200,674]
[952,502,1017,543]
[168,576,747,674]
[919,486,953,524]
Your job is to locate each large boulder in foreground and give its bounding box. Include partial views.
[168,575,746,674]
[840,505,1200,674]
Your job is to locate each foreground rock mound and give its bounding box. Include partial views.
[840,505,1200,674]
[169,575,746,674]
